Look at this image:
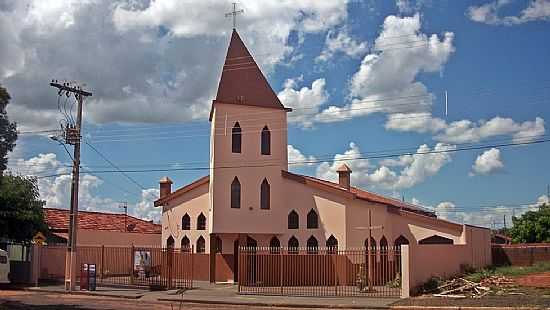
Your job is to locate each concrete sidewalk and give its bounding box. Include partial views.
[26,282,399,309]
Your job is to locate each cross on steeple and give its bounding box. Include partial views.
[225,2,244,29]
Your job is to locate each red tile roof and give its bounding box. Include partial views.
[44,208,161,234]
[211,29,288,118]
[281,170,436,217]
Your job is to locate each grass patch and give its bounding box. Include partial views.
[465,261,550,282]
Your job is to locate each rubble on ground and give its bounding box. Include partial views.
[426,276,516,298]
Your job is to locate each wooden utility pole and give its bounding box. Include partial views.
[50,81,92,291]
[356,209,383,292]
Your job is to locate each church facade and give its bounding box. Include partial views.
[154,30,490,283]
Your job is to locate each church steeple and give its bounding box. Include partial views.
[213,29,287,114]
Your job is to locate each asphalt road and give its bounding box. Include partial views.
[0,290,310,310]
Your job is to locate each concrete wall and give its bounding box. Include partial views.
[161,182,210,251]
[76,229,160,247]
[401,225,491,297]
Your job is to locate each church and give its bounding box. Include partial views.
[154,29,489,283]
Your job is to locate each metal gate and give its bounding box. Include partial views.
[238,246,402,297]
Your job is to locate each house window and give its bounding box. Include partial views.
[231,177,241,209]
[288,236,299,254]
[197,213,206,230]
[181,214,190,230]
[326,235,338,254]
[364,237,377,250]
[196,236,206,253]
[288,210,299,229]
[269,236,280,253]
[260,178,270,210]
[181,236,190,252]
[166,236,175,249]
[307,236,318,254]
[232,122,241,153]
[261,126,270,155]
[394,235,410,249]
[307,209,318,229]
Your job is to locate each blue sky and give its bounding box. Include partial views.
[2,0,549,226]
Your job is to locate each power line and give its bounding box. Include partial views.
[84,141,146,191]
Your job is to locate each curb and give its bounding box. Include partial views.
[158,297,391,309]
[24,287,144,300]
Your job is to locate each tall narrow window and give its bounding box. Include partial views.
[288,236,299,254]
[232,122,241,153]
[181,214,190,230]
[307,209,318,229]
[269,236,280,253]
[181,236,190,252]
[326,235,338,254]
[166,236,175,248]
[307,236,318,254]
[260,178,270,210]
[197,213,206,230]
[288,210,299,229]
[196,236,206,253]
[231,177,241,209]
[261,126,270,155]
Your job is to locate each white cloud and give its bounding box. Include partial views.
[316,29,368,62]
[278,78,329,128]
[467,0,550,25]
[1,0,348,131]
[287,145,317,166]
[315,141,455,190]
[6,153,161,222]
[470,148,504,176]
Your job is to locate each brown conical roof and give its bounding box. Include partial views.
[214,29,286,111]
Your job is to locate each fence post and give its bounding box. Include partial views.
[400,245,410,298]
[191,245,194,289]
[280,247,283,295]
[130,245,134,286]
[100,245,104,281]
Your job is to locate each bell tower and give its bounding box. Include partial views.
[208,29,291,234]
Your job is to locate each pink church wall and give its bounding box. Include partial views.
[161,182,210,251]
[76,229,160,247]
[401,225,491,297]
[209,102,289,235]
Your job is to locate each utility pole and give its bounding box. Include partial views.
[50,80,92,292]
[356,210,383,292]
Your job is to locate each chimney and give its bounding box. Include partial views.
[159,176,173,198]
[336,164,352,190]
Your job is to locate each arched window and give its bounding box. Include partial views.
[232,122,241,153]
[181,214,190,230]
[214,236,223,253]
[419,235,453,245]
[261,126,270,155]
[288,236,299,254]
[166,236,175,248]
[307,236,318,254]
[394,235,410,249]
[181,236,190,252]
[380,236,388,250]
[364,237,377,250]
[326,235,338,254]
[307,209,318,229]
[196,236,206,253]
[260,178,270,210]
[197,213,206,230]
[246,236,257,248]
[288,210,299,229]
[269,236,280,253]
[231,177,241,209]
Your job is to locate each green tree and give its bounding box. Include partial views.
[510,204,550,243]
[0,84,18,174]
[0,175,46,242]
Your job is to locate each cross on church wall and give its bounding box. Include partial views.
[225,2,244,29]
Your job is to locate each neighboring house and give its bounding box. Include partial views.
[492,233,512,244]
[44,208,161,247]
[154,29,490,283]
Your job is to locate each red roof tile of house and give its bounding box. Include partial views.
[212,29,288,117]
[44,208,161,234]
